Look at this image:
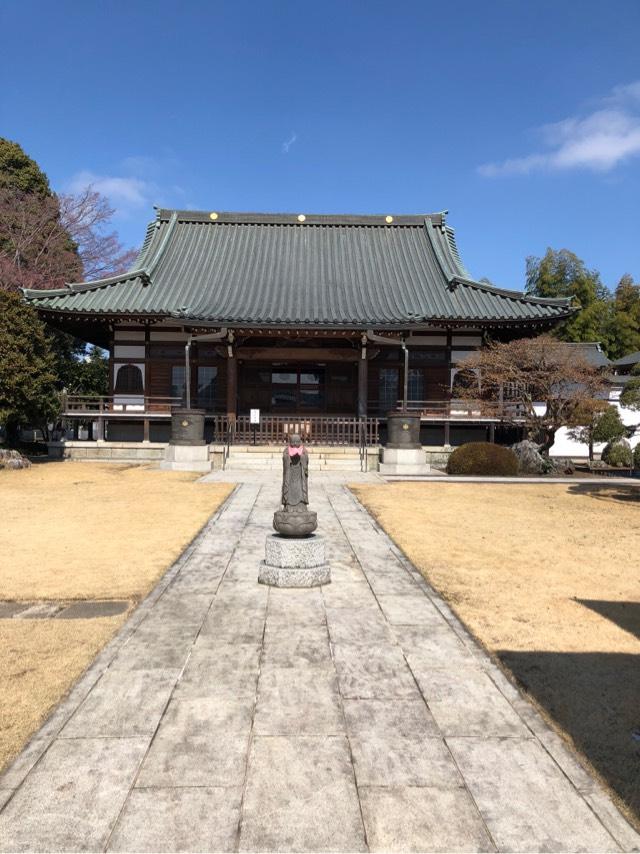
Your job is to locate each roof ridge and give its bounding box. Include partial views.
[156,209,444,226]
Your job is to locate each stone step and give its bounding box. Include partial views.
[225,459,363,471]
[215,445,367,455]
[229,451,360,462]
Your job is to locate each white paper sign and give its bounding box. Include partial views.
[250,408,260,424]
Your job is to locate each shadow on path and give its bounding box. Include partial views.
[498,649,640,823]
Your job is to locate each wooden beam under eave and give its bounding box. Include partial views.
[235,346,359,362]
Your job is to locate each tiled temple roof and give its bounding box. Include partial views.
[24,209,574,329]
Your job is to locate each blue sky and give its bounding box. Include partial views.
[2,0,639,290]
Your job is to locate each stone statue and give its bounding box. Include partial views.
[273,434,317,537]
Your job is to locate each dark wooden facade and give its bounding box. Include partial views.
[109,325,484,421]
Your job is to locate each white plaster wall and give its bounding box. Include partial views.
[538,400,640,458]
[113,344,146,359]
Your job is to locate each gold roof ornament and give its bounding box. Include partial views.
[385,215,394,223]
[297,214,306,222]
[209,212,219,220]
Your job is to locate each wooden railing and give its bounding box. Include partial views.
[62,394,183,415]
[389,399,525,420]
[226,415,380,446]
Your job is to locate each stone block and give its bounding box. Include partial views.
[163,443,209,462]
[259,533,331,587]
[258,562,331,588]
[265,533,326,568]
[379,446,431,475]
[160,442,212,472]
[381,447,428,465]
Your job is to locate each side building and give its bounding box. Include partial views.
[24,209,574,450]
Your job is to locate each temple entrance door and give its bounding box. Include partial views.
[270,364,325,413]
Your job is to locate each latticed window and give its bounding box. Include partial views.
[171,366,186,403]
[408,368,424,402]
[379,368,399,411]
[197,366,217,408]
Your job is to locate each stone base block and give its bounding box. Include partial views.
[265,534,325,568]
[258,562,331,588]
[160,443,212,472]
[259,533,331,587]
[379,446,430,476]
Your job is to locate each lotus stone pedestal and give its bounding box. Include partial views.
[259,534,331,588]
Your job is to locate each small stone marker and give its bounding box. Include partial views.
[259,434,331,588]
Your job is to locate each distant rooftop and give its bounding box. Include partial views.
[565,342,611,368]
[612,350,640,367]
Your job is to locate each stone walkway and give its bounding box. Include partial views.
[1,473,638,852]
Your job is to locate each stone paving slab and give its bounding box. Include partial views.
[447,736,621,852]
[0,738,149,852]
[1,472,638,853]
[58,601,130,619]
[254,664,343,735]
[60,667,181,739]
[359,785,495,853]
[107,786,243,853]
[238,736,366,853]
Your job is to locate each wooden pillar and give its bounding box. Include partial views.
[489,422,495,443]
[226,345,237,422]
[444,421,451,447]
[143,419,150,442]
[96,398,105,441]
[357,343,368,418]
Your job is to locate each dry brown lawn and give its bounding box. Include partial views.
[0,462,233,772]
[352,481,640,823]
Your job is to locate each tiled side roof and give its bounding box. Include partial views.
[564,342,611,368]
[24,210,574,328]
[613,350,640,367]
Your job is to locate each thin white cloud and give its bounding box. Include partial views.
[66,156,189,218]
[478,81,640,177]
[282,132,298,154]
[67,170,154,216]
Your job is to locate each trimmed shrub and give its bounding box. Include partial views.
[447,442,519,476]
[602,439,633,468]
[633,443,640,470]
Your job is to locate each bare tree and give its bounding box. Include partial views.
[457,336,607,455]
[0,188,82,291]
[58,188,137,280]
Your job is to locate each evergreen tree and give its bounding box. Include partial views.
[620,363,640,412]
[526,250,640,359]
[0,138,51,195]
[609,274,640,359]
[0,291,59,439]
